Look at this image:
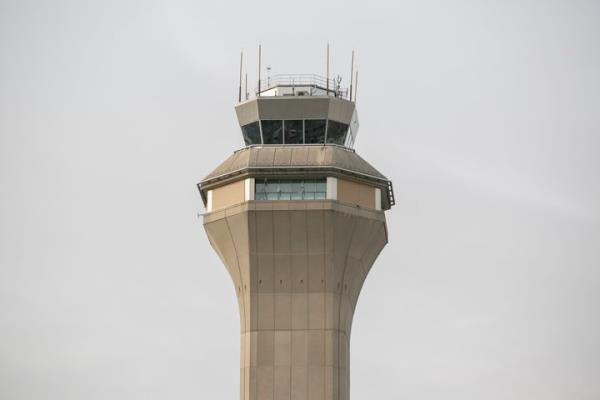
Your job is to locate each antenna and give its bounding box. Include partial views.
[326,43,330,94]
[244,72,248,100]
[349,50,355,101]
[238,51,243,102]
[354,69,359,103]
[258,44,262,97]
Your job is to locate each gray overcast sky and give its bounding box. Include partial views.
[1,0,599,399]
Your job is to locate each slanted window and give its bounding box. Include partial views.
[284,120,303,144]
[255,178,327,200]
[261,120,283,144]
[304,120,326,144]
[241,122,261,145]
[326,120,348,145]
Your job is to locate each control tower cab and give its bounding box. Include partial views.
[198,71,394,400]
[236,74,359,148]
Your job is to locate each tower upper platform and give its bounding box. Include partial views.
[235,74,359,148]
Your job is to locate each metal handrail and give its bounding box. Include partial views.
[257,74,349,99]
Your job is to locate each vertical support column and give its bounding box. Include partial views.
[245,178,255,201]
[326,177,338,200]
[206,190,213,213]
[374,188,382,211]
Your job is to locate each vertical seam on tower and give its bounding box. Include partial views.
[224,215,247,400]
[337,216,357,400]
[304,207,309,400]
[288,209,292,400]
[322,208,327,400]
[272,209,275,400]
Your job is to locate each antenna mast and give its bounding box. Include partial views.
[349,50,355,101]
[238,51,243,102]
[326,43,330,94]
[258,44,262,97]
[354,69,359,103]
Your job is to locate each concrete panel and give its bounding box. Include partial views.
[274,293,291,330]
[258,293,275,330]
[291,293,308,330]
[308,365,325,400]
[257,365,274,400]
[308,292,325,330]
[274,366,291,400]
[212,179,245,211]
[257,330,274,366]
[337,178,375,209]
[274,254,291,294]
[291,330,308,366]
[274,331,291,366]
[291,365,308,400]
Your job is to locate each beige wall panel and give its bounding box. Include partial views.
[337,179,375,209]
[291,330,308,366]
[291,365,308,400]
[290,210,308,253]
[274,293,291,330]
[257,330,274,366]
[274,331,291,366]
[256,365,274,400]
[308,254,325,292]
[256,210,274,253]
[324,331,339,367]
[274,254,291,294]
[257,293,275,330]
[291,253,308,293]
[274,366,291,400]
[257,254,274,294]
[212,179,246,211]
[308,365,326,400]
[325,366,338,400]
[324,292,339,330]
[291,293,308,330]
[308,292,325,330]
[306,211,325,253]
[273,211,291,253]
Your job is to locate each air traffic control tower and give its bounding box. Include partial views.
[198,72,395,400]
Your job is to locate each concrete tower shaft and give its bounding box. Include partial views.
[204,201,386,400]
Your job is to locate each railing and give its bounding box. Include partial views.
[256,74,349,99]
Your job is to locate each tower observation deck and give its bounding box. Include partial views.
[197,69,394,400]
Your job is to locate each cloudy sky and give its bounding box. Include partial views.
[1,0,599,399]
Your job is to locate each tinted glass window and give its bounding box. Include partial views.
[304,120,326,144]
[255,178,326,200]
[241,122,261,145]
[261,120,283,144]
[326,120,348,145]
[284,120,303,144]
